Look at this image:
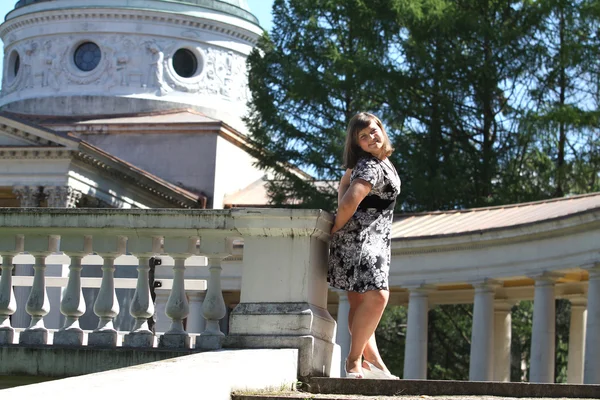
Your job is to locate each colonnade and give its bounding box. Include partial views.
[334,265,600,384]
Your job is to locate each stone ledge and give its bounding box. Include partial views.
[305,378,600,399]
[0,344,199,377]
[1,349,298,400]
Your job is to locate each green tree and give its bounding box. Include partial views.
[244,0,401,209]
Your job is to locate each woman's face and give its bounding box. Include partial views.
[357,120,384,156]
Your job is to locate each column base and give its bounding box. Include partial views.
[223,334,340,378]
[87,330,118,347]
[229,302,336,342]
[19,328,49,345]
[53,329,84,346]
[158,332,190,349]
[196,334,223,350]
[123,331,155,348]
[0,327,14,345]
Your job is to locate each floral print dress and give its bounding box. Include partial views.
[328,155,401,293]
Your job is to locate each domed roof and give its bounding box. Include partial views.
[14,0,257,24]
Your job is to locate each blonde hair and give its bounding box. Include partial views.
[343,112,393,169]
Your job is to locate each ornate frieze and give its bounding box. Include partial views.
[2,33,250,104]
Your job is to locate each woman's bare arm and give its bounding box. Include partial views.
[331,179,371,234]
[338,168,352,204]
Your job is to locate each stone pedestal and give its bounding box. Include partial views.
[87,330,117,347]
[53,329,84,346]
[226,209,339,378]
[0,328,14,345]
[158,332,190,349]
[123,331,154,348]
[19,329,48,345]
[196,334,223,350]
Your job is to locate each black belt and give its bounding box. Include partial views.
[357,195,395,212]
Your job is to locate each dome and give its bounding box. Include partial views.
[13,0,258,24]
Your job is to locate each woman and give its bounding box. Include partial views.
[328,112,401,379]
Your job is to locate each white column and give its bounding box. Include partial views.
[187,291,206,334]
[88,236,127,347]
[88,256,120,347]
[335,290,351,377]
[159,256,190,348]
[493,301,512,382]
[469,281,496,381]
[584,265,600,384]
[529,273,559,383]
[53,255,86,346]
[123,256,155,347]
[403,287,429,380]
[567,297,587,384]
[197,255,227,350]
[0,255,17,345]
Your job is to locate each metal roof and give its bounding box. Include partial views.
[391,192,600,239]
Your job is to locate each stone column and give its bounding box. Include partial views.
[335,290,351,377]
[469,281,497,381]
[584,264,600,384]
[12,186,41,207]
[529,273,560,383]
[403,286,429,380]
[493,301,512,382]
[11,186,40,328]
[43,186,82,208]
[567,297,587,384]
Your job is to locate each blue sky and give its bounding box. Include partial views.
[0,0,274,82]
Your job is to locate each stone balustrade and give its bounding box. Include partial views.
[0,208,339,378]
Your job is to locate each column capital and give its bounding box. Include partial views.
[493,300,514,312]
[44,186,82,208]
[469,278,502,292]
[12,185,41,207]
[582,262,600,279]
[527,271,563,285]
[565,295,587,308]
[402,282,435,293]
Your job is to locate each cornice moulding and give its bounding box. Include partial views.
[392,210,600,255]
[0,8,259,46]
[0,147,73,159]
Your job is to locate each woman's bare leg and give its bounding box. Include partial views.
[348,291,391,374]
[345,290,389,374]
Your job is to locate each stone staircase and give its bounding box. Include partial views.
[232,378,600,400]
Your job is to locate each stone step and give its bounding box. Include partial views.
[301,378,600,399]
[233,394,595,400]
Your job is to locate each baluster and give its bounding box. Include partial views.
[88,236,127,347]
[54,235,92,346]
[159,237,197,349]
[196,237,232,350]
[20,235,60,345]
[124,237,162,348]
[0,235,24,345]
